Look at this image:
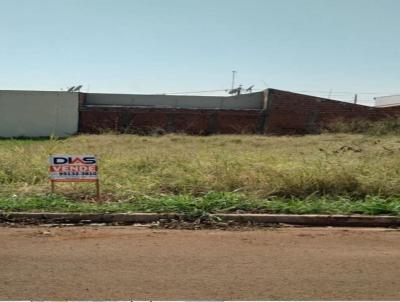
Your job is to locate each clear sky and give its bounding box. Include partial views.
[1,0,399,104]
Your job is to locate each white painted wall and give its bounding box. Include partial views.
[0,90,79,137]
[86,92,264,110]
[375,95,400,107]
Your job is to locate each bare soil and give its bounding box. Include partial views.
[1,226,400,300]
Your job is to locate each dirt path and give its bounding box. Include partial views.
[1,226,400,300]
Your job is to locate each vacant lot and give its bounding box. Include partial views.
[1,134,400,214]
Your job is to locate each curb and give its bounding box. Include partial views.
[215,213,400,227]
[0,212,181,224]
[1,212,400,227]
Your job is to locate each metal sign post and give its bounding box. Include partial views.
[95,178,100,200]
[49,154,100,201]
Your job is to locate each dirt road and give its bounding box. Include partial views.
[1,226,399,300]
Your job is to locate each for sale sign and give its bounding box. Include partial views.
[49,155,98,182]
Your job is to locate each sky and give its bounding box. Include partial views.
[0,0,399,104]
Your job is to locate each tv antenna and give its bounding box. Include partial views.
[246,85,254,93]
[73,85,83,92]
[229,85,243,96]
[66,85,83,92]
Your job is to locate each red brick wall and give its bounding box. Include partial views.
[264,89,400,134]
[79,106,264,135]
[78,90,400,136]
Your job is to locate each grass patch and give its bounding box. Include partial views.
[1,193,400,216]
[1,133,400,215]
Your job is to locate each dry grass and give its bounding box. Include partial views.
[1,133,400,202]
[326,116,400,135]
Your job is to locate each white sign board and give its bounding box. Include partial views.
[49,154,98,182]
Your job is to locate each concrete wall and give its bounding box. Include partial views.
[85,92,264,110]
[0,90,79,137]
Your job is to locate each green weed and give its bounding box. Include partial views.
[1,193,400,216]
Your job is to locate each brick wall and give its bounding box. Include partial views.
[78,90,400,136]
[79,106,264,135]
[264,89,400,134]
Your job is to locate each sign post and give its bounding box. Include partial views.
[49,154,100,200]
